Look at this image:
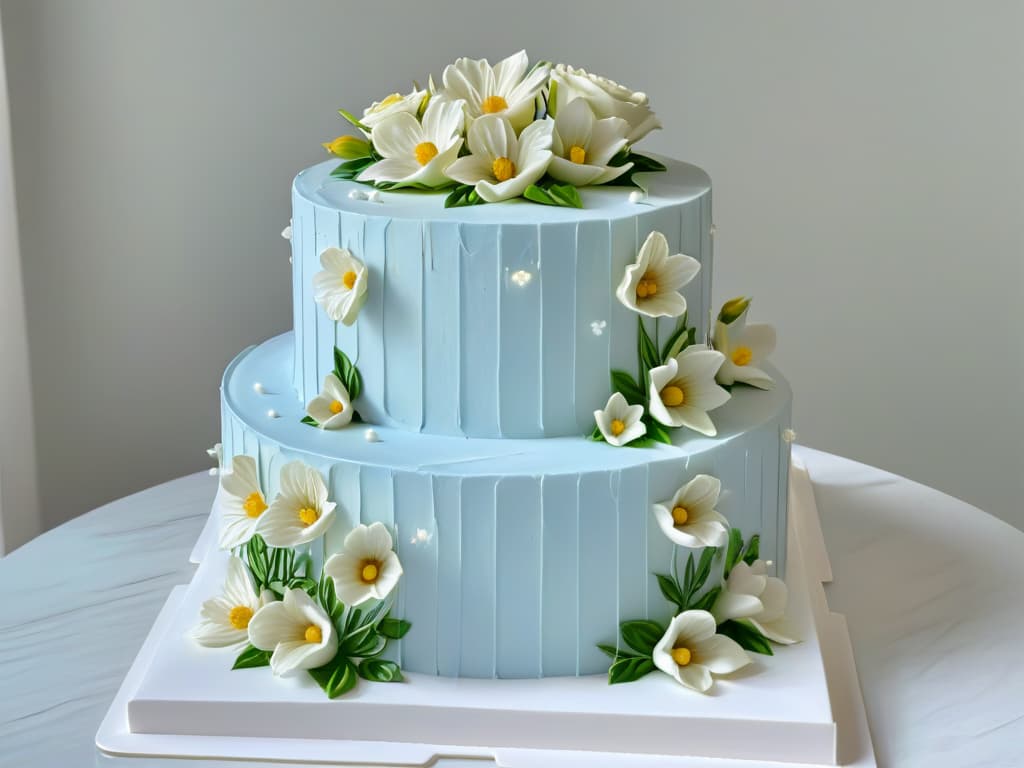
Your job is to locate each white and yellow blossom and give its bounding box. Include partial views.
[259,461,336,548]
[594,391,646,447]
[648,345,731,435]
[712,298,776,390]
[437,50,549,132]
[247,588,338,676]
[548,98,632,187]
[313,246,368,326]
[550,63,661,143]
[446,114,553,203]
[217,455,268,550]
[192,556,269,647]
[359,87,427,132]
[652,474,729,548]
[652,610,750,693]
[306,373,354,430]
[357,98,465,189]
[713,560,798,645]
[323,522,403,607]
[616,231,701,318]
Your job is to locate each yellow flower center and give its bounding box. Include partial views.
[672,506,689,525]
[360,561,380,584]
[342,270,357,290]
[661,385,685,407]
[304,624,322,643]
[610,418,626,436]
[569,145,587,164]
[414,141,439,166]
[481,95,508,114]
[298,507,320,526]
[636,275,658,299]
[671,646,692,666]
[492,156,516,182]
[329,399,345,415]
[228,605,254,630]
[732,346,753,366]
[242,492,267,518]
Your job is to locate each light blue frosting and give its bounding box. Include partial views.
[291,157,712,438]
[221,334,792,678]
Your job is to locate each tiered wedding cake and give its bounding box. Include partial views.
[97,52,862,768]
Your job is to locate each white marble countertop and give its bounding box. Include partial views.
[1,446,1023,768]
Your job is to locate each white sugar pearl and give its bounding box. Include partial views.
[367,189,381,202]
[267,409,279,419]
[208,467,219,476]
[782,428,797,443]
[348,189,368,201]
[710,224,717,237]
[280,224,292,240]
[628,190,645,203]
[253,382,266,394]
[364,428,380,443]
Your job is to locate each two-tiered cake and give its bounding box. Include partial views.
[97,52,860,767]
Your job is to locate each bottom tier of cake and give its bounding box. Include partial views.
[216,333,793,678]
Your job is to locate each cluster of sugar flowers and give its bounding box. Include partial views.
[601,472,797,693]
[322,51,664,206]
[193,454,410,698]
[593,230,777,448]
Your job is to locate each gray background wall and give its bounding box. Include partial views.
[2,0,1022,534]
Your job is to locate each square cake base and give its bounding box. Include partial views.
[96,457,876,767]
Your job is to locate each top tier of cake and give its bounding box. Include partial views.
[290,156,712,439]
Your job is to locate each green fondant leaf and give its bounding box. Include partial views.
[329,155,376,180]
[608,655,656,685]
[629,153,668,173]
[245,535,269,589]
[317,570,345,625]
[444,184,483,208]
[597,642,632,660]
[610,369,645,405]
[620,619,665,656]
[332,346,363,401]
[341,617,384,657]
[645,419,674,445]
[742,534,761,566]
[660,314,695,362]
[357,658,404,683]
[523,182,583,208]
[231,644,272,670]
[690,584,722,613]
[309,654,359,698]
[337,108,370,132]
[287,576,318,595]
[604,150,669,188]
[656,573,686,611]
[378,617,412,640]
[637,317,660,374]
[300,415,320,427]
[718,619,773,656]
[693,547,717,594]
[589,423,606,442]
[724,528,744,578]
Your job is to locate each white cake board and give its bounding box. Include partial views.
[97,457,876,767]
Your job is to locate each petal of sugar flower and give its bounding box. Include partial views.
[554,98,595,151]
[369,111,422,158]
[674,609,718,644]
[221,455,259,500]
[693,634,751,674]
[593,161,634,186]
[675,404,717,436]
[371,551,403,599]
[357,157,423,184]
[728,562,769,598]
[445,154,495,185]
[681,519,729,547]
[515,120,554,166]
[753,618,799,645]
[682,474,721,512]
[756,577,789,623]
[223,557,256,606]
[307,396,337,426]
[247,602,297,651]
[422,98,465,144]
[492,50,530,96]
[587,115,631,166]
[218,514,259,551]
[677,662,714,692]
[363,521,395,561]
[475,159,547,202]
[469,113,514,160]
[740,323,777,360]
[637,291,688,318]
[660,253,702,291]
[642,231,670,268]
[735,365,775,390]
[712,590,764,623]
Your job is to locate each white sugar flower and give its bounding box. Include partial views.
[313,247,368,326]
[652,610,750,693]
[550,64,661,143]
[248,588,338,676]
[713,560,798,645]
[712,298,776,390]
[652,474,729,548]
[192,556,269,647]
[446,115,553,202]
[217,455,268,550]
[648,345,731,435]
[547,98,632,187]
[357,98,465,189]
[324,522,403,607]
[594,391,646,447]
[359,87,427,132]
[259,461,336,548]
[437,50,549,132]
[616,231,701,318]
[306,373,353,430]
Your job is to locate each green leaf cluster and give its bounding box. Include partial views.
[656,546,720,614]
[723,528,760,580]
[243,535,313,596]
[444,184,484,208]
[523,181,582,208]
[301,346,363,429]
[596,618,667,685]
[604,151,668,188]
[717,619,773,656]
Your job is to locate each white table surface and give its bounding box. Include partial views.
[1,446,1022,768]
